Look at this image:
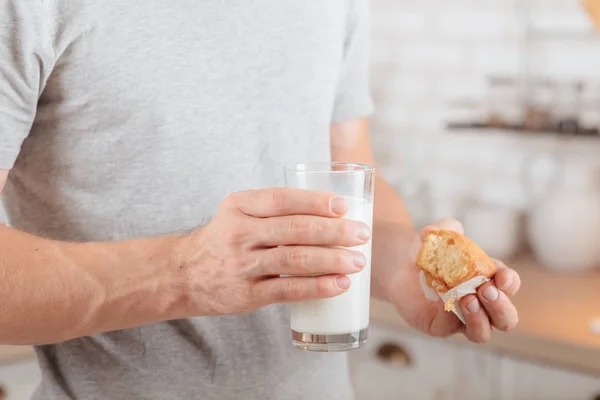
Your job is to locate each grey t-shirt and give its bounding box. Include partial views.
[0,1,374,399]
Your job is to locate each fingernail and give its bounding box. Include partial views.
[466,298,481,313]
[352,252,366,269]
[336,276,351,290]
[355,223,371,240]
[482,285,499,302]
[330,197,347,215]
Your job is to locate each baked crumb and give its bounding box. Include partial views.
[444,298,455,312]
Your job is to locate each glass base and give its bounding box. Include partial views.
[291,327,368,352]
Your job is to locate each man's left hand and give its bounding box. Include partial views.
[384,218,521,343]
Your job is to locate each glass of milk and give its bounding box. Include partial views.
[284,162,375,352]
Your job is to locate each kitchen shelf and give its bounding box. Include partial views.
[443,126,600,160]
[527,30,600,41]
[447,122,600,137]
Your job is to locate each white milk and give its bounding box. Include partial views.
[290,195,373,335]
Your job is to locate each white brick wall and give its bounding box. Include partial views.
[370,0,600,224]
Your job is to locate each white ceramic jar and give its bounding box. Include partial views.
[527,161,600,272]
[463,205,522,261]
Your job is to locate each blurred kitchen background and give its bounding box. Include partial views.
[349,0,600,399]
[3,0,600,399]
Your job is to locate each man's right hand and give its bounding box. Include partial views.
[174,189,371,316]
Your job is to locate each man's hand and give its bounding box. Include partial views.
[174,188,371,316]
[385,218,521,343]
[0,186,371,345]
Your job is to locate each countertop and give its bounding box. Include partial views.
[371,253,600,376]
[2,254,600,374]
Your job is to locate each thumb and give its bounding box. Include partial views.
[419,217,464,241]
[408,217,464,266]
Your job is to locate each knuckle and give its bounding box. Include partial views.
[288,283,305,300]
[268,285,285,302]
[264,250,280,271]
[289,216,322,236]
[309,220,323,236]
[273,280,303,301]
[241,253,261,275]
[245,189,266,207]
[222,192,242,210]
[289,248,310,268]
[240,189,265,210]
[270,190,289,212]
[289,215,305,233]
[271,249,291,272]
[246,189,260,201]
[303,218,323,236]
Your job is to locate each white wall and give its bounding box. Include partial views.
[370,0,600,226]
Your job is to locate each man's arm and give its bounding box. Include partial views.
[0,169,371,346]
[0,169,189,345]
[330,118,416,301]
[331,119,521,342]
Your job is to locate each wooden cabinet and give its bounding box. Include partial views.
[348,324,600,400]
[0,360,40,400]
[348,323,496,399]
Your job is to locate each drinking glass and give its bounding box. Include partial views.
[284,162,375,351]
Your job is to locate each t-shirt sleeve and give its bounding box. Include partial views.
[331,0,375,123]
[0,1,55,169]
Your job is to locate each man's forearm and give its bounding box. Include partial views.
[373,176,413,226]
[371,176,417,300]
[0,224,186,345]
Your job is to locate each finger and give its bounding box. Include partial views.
[460,294,493,343]
[254,274,351,304]
[256,215,370,247]
[386,261,462,337]
[230,189,347,218]
[492,259,521,297]
[420,217,464,241]
[477,282,519,331]
[423,302,463,337]
[257,246,366,276]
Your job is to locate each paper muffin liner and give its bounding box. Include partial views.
[419,271,489,324]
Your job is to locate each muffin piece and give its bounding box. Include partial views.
[417,229,497,295]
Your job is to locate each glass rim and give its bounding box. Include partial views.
[283,162,375,173]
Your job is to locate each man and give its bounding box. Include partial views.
[0,1,520,399]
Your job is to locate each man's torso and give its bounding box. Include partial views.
[2,1,357,398]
